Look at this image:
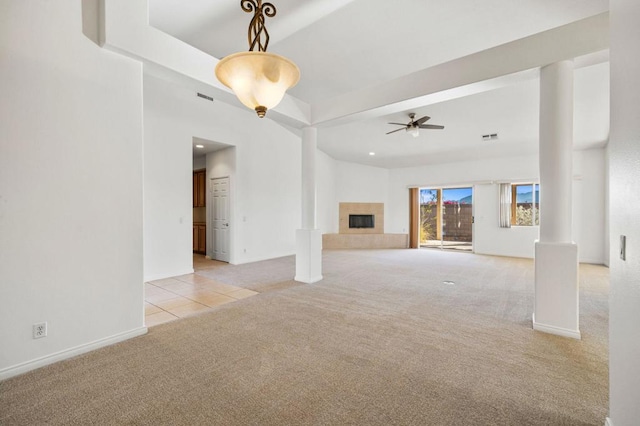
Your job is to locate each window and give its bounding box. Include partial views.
[511,183,539,226]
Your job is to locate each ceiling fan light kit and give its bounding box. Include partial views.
[386,113,445,136]
[215,0,300,118]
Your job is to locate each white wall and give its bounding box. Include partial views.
[0,1,145,377]
[335,160,390,204]
[193,156,206,170]
[206,147,236,185]
[387,155,539,252]
[329,160,390,231]
[144,83,193,280]
[143,73,302,276]
[604,145,610,266]
[609,0,640,424]
[473,183,540,258]
[573,149,606,264]
[316,149,337,233]
[237,128,301,263]
[385,151,606,262]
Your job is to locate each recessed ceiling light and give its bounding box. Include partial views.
[195,144,204,149]
[369,152,376,156]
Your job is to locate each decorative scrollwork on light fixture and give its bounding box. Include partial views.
[241,0,276,52]
[215,0,300,118]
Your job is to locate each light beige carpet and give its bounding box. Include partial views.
[0,249,608,425]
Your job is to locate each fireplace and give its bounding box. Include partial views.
[339,203,383,234]
[325,202,408,249]
[349,214,375,229]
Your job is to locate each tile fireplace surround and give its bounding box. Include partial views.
[323,203,408,249]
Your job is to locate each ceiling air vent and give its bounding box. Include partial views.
[481,133,498,141]
[196,92,214,102]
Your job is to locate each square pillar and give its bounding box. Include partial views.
[534,60,579,339]
[295,229,323,284]
[533,242,580,339]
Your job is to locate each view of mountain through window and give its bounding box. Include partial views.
[513,184,540,226]
[419,187,473,251]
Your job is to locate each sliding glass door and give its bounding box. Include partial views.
[420,187,473,251]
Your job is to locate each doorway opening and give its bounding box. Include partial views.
[191,138,235,268]
[420,187,473,251]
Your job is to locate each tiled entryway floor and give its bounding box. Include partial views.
[145,265,258,327]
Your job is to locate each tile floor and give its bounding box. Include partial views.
[145,257,258,327]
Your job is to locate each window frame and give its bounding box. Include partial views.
[510,183,540,227]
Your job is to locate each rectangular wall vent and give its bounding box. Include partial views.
[196,93,214,102]
[481,133,499,141]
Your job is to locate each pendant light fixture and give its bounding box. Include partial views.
[215,0,300,118]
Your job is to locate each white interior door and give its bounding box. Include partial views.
[211,177,230,262]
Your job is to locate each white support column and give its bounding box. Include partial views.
[295,127,323,283]
[533,60,580,339]
[301,127,316,230]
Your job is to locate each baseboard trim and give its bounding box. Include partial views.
[605,417,613,426]
[232,252,295,266]
[532,314,581,339]
[294,275,323,284]
[0,326,148,381]
[144,268,194,282]
[579,258,606,265]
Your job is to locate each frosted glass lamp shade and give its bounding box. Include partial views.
[215,51,300,118]
[409,127,420,138]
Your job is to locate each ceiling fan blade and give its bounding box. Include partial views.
[386,127,407,135]
[388,122,408,126]
[419,124,444,130]
[415,116,431,125]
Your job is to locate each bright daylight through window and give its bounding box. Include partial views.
[511,183,540,226]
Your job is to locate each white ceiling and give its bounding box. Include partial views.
[150,0,610,169]
[192,137,230,160]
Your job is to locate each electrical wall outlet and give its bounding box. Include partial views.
[33,322,47,339]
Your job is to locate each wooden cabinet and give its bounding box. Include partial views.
[193,225,198,252]
[193,170,206,207]
[193,169,206,253]
[193,223,206,254]
[197,225,206,253]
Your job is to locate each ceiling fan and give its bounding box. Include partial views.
[386,113,444,137]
